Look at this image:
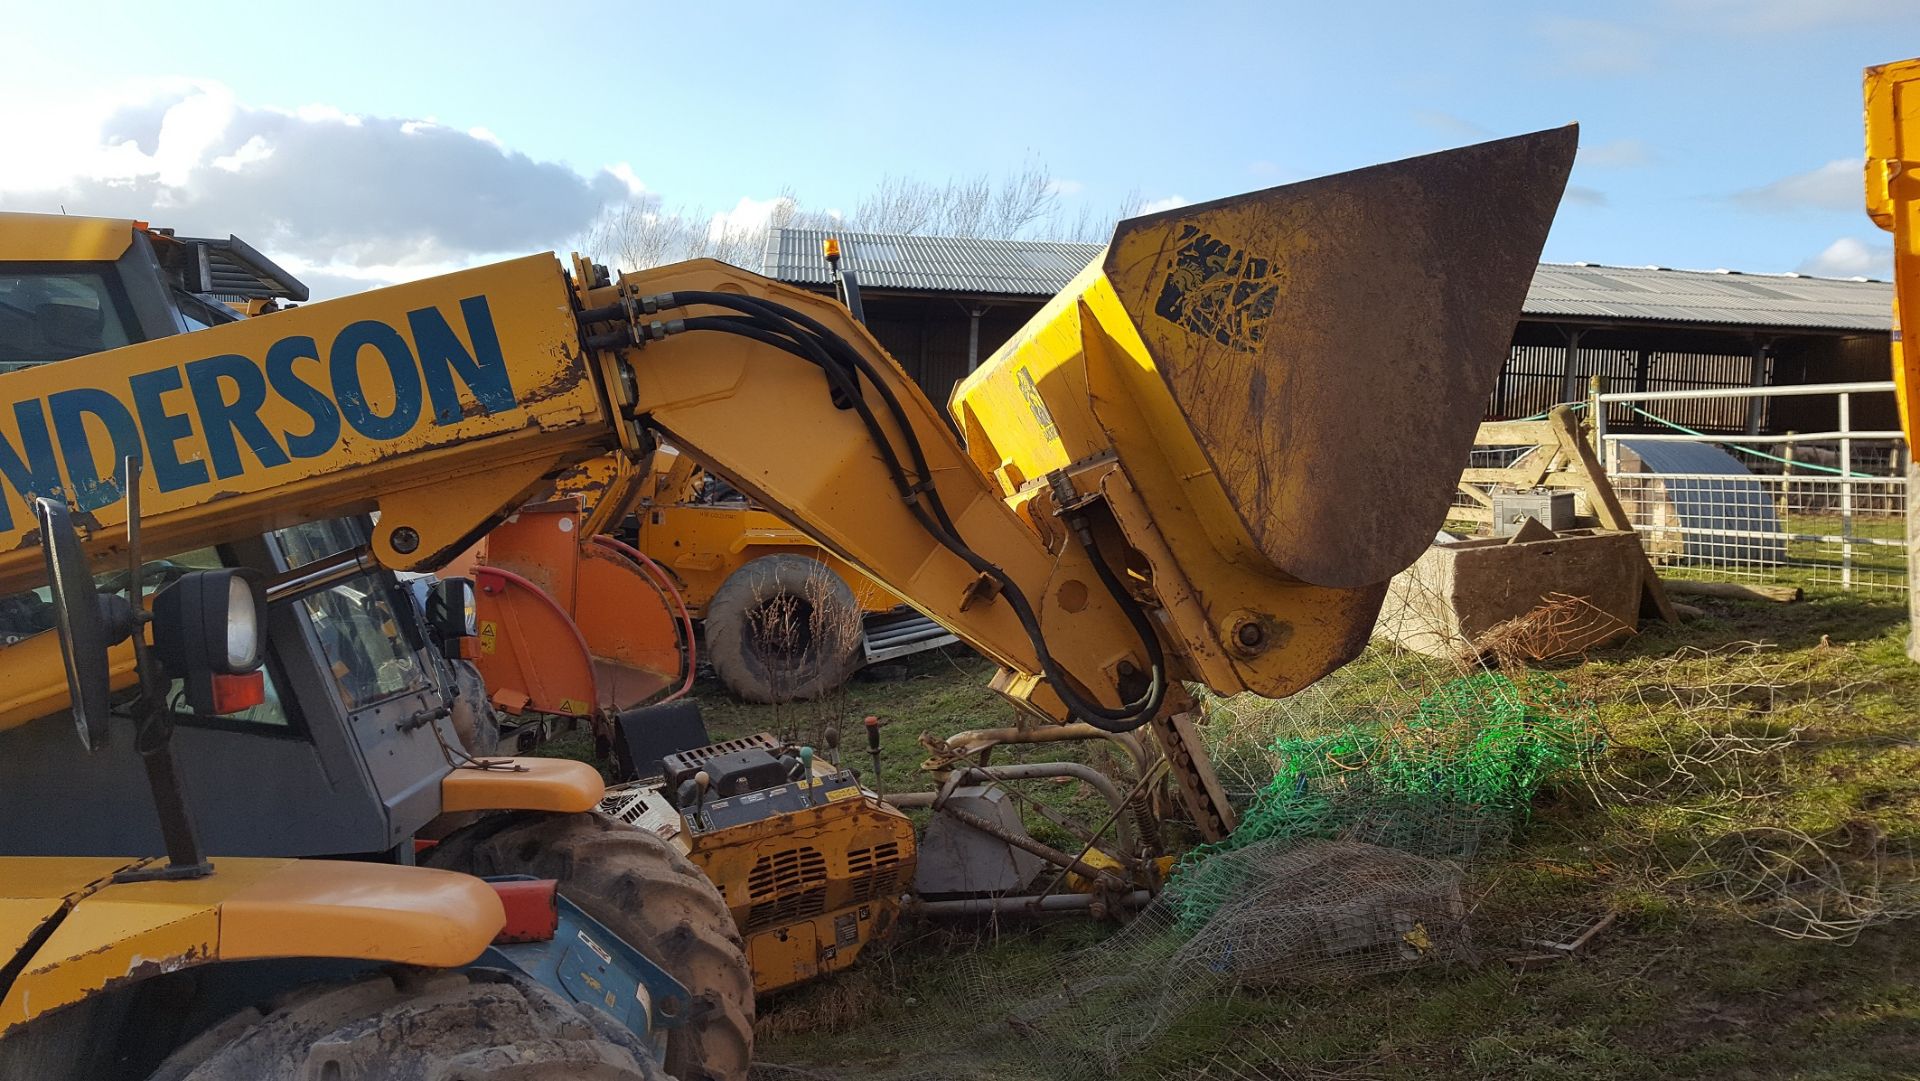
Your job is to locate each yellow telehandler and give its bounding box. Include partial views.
[0,125,1575,1079]
[1864,57,1920,660]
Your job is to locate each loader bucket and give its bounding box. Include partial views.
[1101,126,1577,589]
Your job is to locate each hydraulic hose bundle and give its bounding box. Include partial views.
[581,289,1166,732]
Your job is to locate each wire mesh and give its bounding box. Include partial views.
[1609,466,1908,592]
[751,577,1600,1081]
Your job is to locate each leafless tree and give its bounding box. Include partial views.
[579,161,1149,271]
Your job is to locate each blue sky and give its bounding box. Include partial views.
[0,0,1912,296]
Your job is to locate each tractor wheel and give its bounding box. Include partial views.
[146,967,668,1080]
[448,658,502,756]
[704,554,861,703]
[424,812,753,1081]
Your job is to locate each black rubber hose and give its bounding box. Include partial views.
[659,306,1161,729]
[638,296,1164,731]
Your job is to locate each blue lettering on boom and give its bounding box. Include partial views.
[411,297,515,425]
[1,292,525,521]
[330,321,423,440]
[49,389,140,512]
[0,402,62,532]
[129,367,209,492]
[187,354,292,479]
[265,335,340,459]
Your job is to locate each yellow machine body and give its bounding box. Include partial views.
[1867,56,1920,446]
[688,782,912,995]
[0,253,608,593]
[0,857,504,1033]
[601,743,915,996]
[635,504,907,619]
[561,443,915,618]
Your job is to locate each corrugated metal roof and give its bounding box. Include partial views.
[1525,263,1889,332]
[763,228,1892,333]
[765,228,1102,297]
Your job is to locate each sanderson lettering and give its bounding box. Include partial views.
[0,294,518,529]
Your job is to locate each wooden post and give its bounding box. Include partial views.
[1545,405,1679,624]
[1780,431,1797,520]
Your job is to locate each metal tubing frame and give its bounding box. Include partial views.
[905,890,1155,917]
[1594,380,1897,404]
[888,762,1137,852]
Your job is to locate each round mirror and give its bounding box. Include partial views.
[34,498,111,751]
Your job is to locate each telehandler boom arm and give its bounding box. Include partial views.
[0,129,1576,750]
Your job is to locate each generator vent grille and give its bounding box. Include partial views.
[746,845,829,931]
[847,841,906,904]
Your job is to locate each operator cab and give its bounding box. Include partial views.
[0,213,470,862]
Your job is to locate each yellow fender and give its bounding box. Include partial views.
[1,856,505,1032]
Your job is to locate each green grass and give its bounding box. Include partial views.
[556,592,1920,1079]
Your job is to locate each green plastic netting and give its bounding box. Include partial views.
[1169,672,1598,928]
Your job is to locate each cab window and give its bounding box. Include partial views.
[0,265,134,369]
[275,520,427,710]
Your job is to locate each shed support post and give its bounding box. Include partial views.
[1558,328,1585,406]
[962,303,991,370]
[1745,340,1771,435]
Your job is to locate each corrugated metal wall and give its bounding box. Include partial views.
[1492,341,1769,432]
[842,290,1887,437]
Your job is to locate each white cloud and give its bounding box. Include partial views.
[1045,178,1085,196]
[707,194,792,242]
[1577,138,1652,168]
[1140,194,1189,214]
[608,162,648,197]
[1733,159,1862,212]
[1564,185,1608,207]
[1799,237,1893,279]
[210,134,273,173]
[0,80,635,298]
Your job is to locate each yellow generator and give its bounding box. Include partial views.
[598,732,914,994]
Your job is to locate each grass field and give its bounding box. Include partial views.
[563,589,1920,1079]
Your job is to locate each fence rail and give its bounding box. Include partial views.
[1591,382,1908,594]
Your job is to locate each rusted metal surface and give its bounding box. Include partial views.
[1103,126,1579,590]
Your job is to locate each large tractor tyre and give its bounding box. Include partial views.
[147,967,668,1080]
[448,658,502,757]
[424,812,754,1081]
[705,553,862,703]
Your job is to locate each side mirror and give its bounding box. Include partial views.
[34,498,134,751]
[151,568,267,715]
[425,576,478,652]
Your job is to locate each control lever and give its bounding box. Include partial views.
[679,769,712,829]
[864,715,883,798]
[798,747,814,806]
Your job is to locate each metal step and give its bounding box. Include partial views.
[861,609,960,664]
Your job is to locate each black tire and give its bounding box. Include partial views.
[704,554,861,703]
[448,658,502,756]
[424,812,754,1081]
[146,967,668,1080]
